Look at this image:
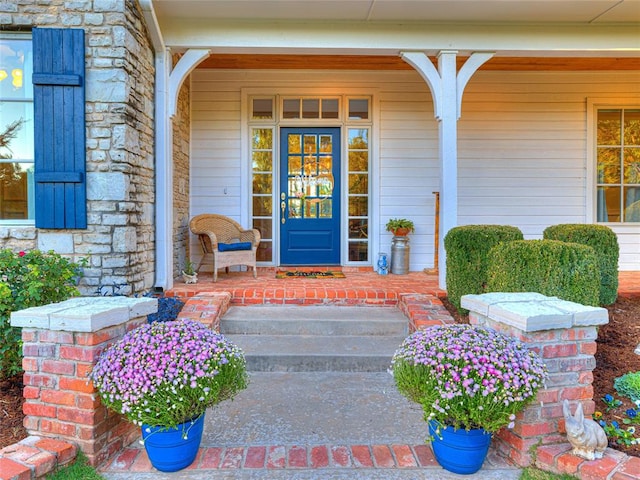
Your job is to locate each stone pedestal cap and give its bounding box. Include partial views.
[11,297,157,332]
[461,292,608,332]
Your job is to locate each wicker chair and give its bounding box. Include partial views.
[189,214,261,282]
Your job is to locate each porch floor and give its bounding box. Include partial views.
[168,267,445,305]
[166,267,640,304]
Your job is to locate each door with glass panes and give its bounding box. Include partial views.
[279,128,340,264]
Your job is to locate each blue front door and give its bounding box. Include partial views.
[280,128,341,265]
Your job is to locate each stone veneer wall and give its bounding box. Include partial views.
[0,0,156,296]
[173,70,191,278]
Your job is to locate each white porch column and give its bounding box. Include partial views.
[153,49,210,291]
[401,51,493,290]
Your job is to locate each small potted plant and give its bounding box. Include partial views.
[391,324,547,474]
[182,258,197,284]
[385,218,415,236]
[90,319,248,472]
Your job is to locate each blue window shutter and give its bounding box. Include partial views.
[33,28,87,229]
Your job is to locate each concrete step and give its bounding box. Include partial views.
[226,333,406,372]
[221,306,409,372]
[221,305,408,336]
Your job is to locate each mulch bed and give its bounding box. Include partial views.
[0,374,26,449]
[593,296,640,457]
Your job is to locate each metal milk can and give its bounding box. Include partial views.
[390,235,410,274]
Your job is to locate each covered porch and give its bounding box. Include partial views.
[139,0,640,292]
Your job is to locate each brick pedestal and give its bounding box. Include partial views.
[8,297,157,469]
[462,292,608,467]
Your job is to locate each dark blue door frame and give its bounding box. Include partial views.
[279,128,341,265]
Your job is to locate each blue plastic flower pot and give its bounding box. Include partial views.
[141,413,205,472]
[428,420,492,475]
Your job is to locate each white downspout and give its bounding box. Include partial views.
[401,51,493,290]
[154,52,173,291]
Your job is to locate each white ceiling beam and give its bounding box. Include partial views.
[158,21,639,57]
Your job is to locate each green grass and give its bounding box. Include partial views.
[520,467,577,480]
[46,451,103,480]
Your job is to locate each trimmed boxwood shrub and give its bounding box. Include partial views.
[486,239,600,306]
[444,225,524,311]
[543,224,619,305]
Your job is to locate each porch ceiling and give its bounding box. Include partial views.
[152,0,639,24]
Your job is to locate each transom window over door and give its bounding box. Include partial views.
[282,97,340,120]
[597,108,640,223]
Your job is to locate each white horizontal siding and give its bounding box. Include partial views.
[379,81,438,270]
[458,70,639,269]
[189,68,639,271]
[189,82,241,221]
[610,225,640,271]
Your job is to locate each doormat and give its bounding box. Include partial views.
[276,270,346,279]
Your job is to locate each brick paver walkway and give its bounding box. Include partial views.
[108,443,436,471]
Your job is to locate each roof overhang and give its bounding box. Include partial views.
[141,0,640,73]
[151,0,640,24]
[147,0,640,59]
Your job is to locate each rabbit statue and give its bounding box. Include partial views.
[562,399,608,460]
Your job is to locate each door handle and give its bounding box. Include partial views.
[281,200,286,224]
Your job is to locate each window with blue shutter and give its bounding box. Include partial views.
[33,28,87,229]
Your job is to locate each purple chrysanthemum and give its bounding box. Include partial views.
[90,319,247,429]
[391,324,547,433]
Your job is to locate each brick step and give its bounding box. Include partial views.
[101,444,521,479]
[221,305,408,372]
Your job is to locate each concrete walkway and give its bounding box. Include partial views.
[101,371,521,480]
